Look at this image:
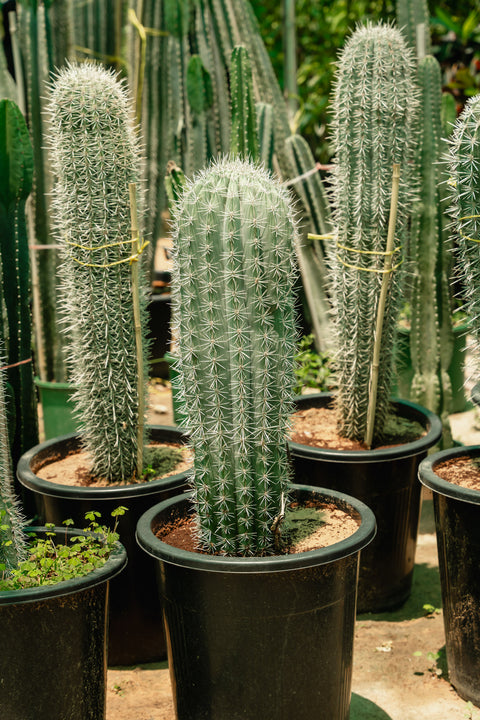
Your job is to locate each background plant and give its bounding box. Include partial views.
[172,157,298,556]
[48,62,148,483]
[0,97,38,466]
[330,22,418,445]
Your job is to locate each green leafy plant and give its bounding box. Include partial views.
[142,446,184,481]
[0,507,127,590]
[329,21,418,446]
[172,156,298,556]
[294,334,333,394]
[47,62,148,484]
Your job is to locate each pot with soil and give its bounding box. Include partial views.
[136,485,376,720]
[1,525,127,720]
[418,445,480,707]
[289,393,442,613]
[17,424,190,666]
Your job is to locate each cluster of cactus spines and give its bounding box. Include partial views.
[229,45,259,161]
[408,55,453,446]
[0,99,39,466]
[330,22,418,443]
[17,0,73,383]
[396,0,432,57]
[448,94,480,382]
[172,157,298,556]
[48,62,148,483]
[0,355,27,573]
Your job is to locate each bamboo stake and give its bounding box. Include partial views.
[129,182,144,479]
[364,164,401,449]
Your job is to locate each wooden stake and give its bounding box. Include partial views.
[364,164,401,449]
[129,182,144,479]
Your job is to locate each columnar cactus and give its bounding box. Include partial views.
[172,157,298,556]
[409,55,453,446]
[0,98,39,466]
[330,22,418,444]
[48,63,148,483]
[0,357,27,573]
[229,45,259,161]
[396,0,432,57]
[449,93,480,381]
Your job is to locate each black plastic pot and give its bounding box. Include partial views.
[0,526,126,720]
[136,485,376,720]
[147,292,172,378]
[419,446,480,707]
[17,425,189,666]
[288,393,443,613]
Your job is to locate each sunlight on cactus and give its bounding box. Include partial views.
[172,157,298,555]
[330,22,419,444]
[47,62,148,483]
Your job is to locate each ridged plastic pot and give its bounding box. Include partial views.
[289,394,443,613]
[419,446,480,707]
[136,485,376,720]
[0,526,126,720]
[34,377,79,440]
[17,425,189,666]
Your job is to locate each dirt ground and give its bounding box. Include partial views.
[102,391,480,720]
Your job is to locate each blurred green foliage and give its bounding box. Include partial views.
[251,1,480,162]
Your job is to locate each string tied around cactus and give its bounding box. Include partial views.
[307,232,403,273]
[0,358,32,371]
[65,236,150,268]
[457,215,480,243]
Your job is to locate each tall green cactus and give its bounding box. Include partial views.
[330,22,418,444]
[17,0,73,383]
[0,98,38,466]
[396,0,432,57]
[172,157,298,556]
[408,55,453,446]
[48,63,148,483]
[230,45,259,161]
[0,355,27,573]
[449,93,480,380]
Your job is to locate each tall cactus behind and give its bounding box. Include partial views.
[0,98,38,466]
[172,157,298,556]
[448,93,480,381]
[0,355,27,573]
[72,0,128,75]
[48,62,148,484]
[396,0,432,57]
[17,0,73,383]
[408,55,454,447]
[330,22,418,444]
[229,45,258,161]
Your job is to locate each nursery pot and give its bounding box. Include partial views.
[136,485,376,720]
[419,446,480,707]
[289,393,443,613]
[17,425,189,666]
[0,526,126,720]
[34,377,79,440]
[147,292,172,378]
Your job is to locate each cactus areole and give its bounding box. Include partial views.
[172,157,298,556]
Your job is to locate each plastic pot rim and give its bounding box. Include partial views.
[16,425,190,501]
[0,526,127,606]
[289,393,443,464]
[135,483,376,574]
[418,445,480,507]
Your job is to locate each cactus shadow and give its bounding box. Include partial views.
[350,693,393,719]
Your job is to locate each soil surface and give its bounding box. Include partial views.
[434,455,480,492]
[101,390,480,720]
